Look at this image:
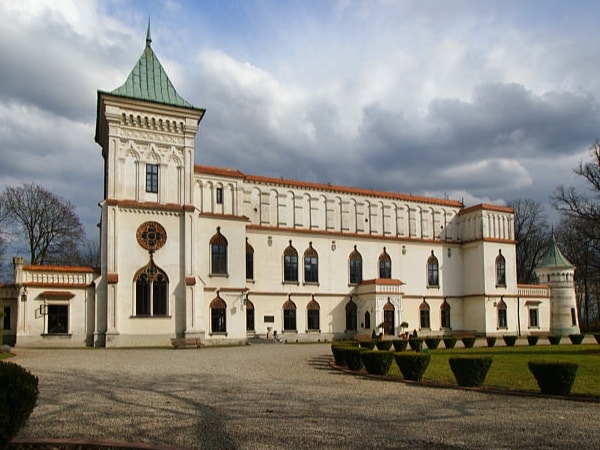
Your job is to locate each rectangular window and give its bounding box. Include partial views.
[216,187,223,204]
[246,308,255,331]
[346,310,357,331]
[284,255,298,282]
[529,308,539,328]
[47,305,68,334]
[420,310,430,329]
[441,308,451,329]
[571,308,577,326]
[246,251,254,280]
[349,259,362,284]
[304,256,318,283]
[211,244,228,274]
[211,308,226,333]
[146,164,159,193]
[498,309,507,329]
[307,309,320,331]
[3,306,10,330]
[283,309,296,331]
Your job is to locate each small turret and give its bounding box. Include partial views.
[534,234,579,335]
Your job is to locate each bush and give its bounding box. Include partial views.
[375,340,393,351]
[425,338,441,349]
[568,334,585,345]
[359,340,375,349]
[503,335,518,347]
[331,345,347,366]
[392,339,408,352]
[449,356,493,387]
[528,360,578,395]
[486,337,496,348]
[361,350,393,375]
[408,338,423,352]
[0,361,39,449]
[394,353,431,381]
[548,335,562,345]
[461,336,477,348]
[594,333,600,344]
[344,347,364,371]
[527,335,539,346]
[443,337,457,349]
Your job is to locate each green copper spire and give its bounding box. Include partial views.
[110,23,194,108]
[537,234,574,269]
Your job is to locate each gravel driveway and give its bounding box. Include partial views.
[11,343,600,449]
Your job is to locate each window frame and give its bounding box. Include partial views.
[216,186,223,204]
[496,251,506,287]
[303,243,319,284]
[47,304,69,334]
[529,307,539,328]
[210,227,228,276]
[134,260,169,317]
[283,242,299,283]
[283,299,297,331]
[349,246,363,285]
[145,163,159,194]
[419,301,431,330]
[379,248,392,279]
[246,240,254,281]
[440,301,451,329]
[497,300,508,329]
[427,252,439,287]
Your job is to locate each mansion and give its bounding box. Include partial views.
[0,29,580,347]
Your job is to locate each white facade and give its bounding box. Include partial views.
[1,31,569,348]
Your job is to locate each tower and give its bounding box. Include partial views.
[534,234,580,336]
[94,23,205,346]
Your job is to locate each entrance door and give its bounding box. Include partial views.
[383,301,395,336]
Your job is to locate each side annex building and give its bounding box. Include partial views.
[0,30,580,348]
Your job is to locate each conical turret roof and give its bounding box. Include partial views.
[537,234,574,269]
[109,21,195,109]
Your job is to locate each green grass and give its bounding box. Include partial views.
[386,344,600,396]
[0,352,13,360]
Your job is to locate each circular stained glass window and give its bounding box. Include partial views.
[136,221,167,251]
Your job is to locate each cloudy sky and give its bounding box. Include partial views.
[1,0,599,244]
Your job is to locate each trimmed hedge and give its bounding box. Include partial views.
[408,338,423,352]
[503,335,518,347]
[548,335,562,345]
[486,337,496,348]
[392,339,409,352]
[359,340,376,349]
[361,350,393,375]
[568,334,585,345]
[393,352,431,381]
[344,347,364,371]
[528,360,578,395]
[594,333,600,344]
[443,337,457,349]
[0,361,39,449]
[425,338,441,349]
[461,336,477,348]
[331,345,347,366]
[375,340,393,351]
[527,335,539,346]
[448,356,493,387]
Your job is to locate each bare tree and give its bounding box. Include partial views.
[508,198,551,284]
[1,184,84,265]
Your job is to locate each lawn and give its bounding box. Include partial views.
[384,344,600,396]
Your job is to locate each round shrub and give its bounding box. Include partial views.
[594,333,600,344]
[393,352,431,381]
[548,335,562,345]
[461,336,477,348]
[527,335,539,346]
[344,347,364,371]
[375,340,393,351]
[443,337,457,349]
[568,334,585,345]
[0,361,39,449]
[359,340,375,349]
[425,338,441,349]
[486,337,496,348]
[528,360,578,395]
[408,338,423,352]
[392,339,408,352]
[449,356,493,387]
[361,350,393,375]
[503,335,518,347]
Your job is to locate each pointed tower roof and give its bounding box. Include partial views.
[537,234,574,269]
[109,20,195,109]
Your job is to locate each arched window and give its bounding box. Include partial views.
[283,297,297,331]
[349,246,363,285]
[304,242,319,283]
[364,311,371,329]
[440,300,451,329]
[245,298,255,332]
[427,251,439,287]
[210,295,227,333]
[134,258,169,316]
[283,241,298,282]
[210,227,228,275]
[379,247,391,279]
[497,298,507,329]
[345,299,358,331]
[246,239,254,280]
[419,300,430,329]
[496,250,506,287]
[307,297,320,331]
